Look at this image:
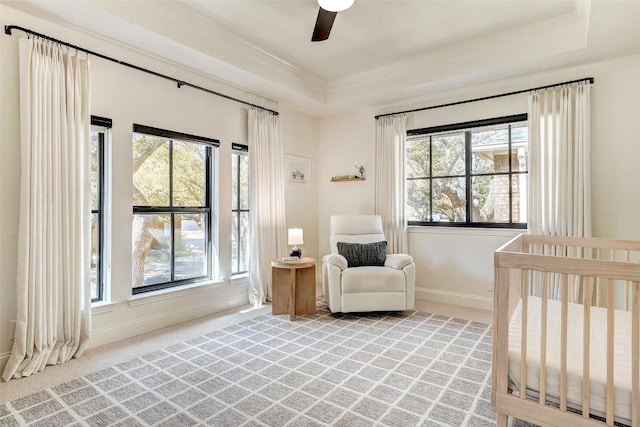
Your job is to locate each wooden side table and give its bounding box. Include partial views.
[271,257,316,320]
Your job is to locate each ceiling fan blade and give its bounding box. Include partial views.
[311,7,337,42]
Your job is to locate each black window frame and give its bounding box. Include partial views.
[132,124,219,294]
[91,115,111,303]
[406,114,528,229]
[231,143,249,276]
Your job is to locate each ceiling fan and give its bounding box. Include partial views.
[311,0,355,42]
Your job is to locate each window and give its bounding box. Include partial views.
[132,124,218,294]
[231,143,249,275]
[406,114,528,228]
[90,116,111,302]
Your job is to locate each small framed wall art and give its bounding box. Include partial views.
[284,154,311,189]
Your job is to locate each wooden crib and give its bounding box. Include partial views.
[492,234,640,427]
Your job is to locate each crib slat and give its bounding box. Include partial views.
[539,272,549,405]
[625,250,630,311]
[606,278,615,425]
[582,277,592,419]
[632,282,639,427]
[520,274,528,400]
[560,273,568,412]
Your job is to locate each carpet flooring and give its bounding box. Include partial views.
[0,302,499,426]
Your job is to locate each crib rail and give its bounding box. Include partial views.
[493,234,640,427]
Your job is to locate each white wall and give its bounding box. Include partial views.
[0,5,319,372]
[281,110,319,264]
[317,111,376,256]
[317,54,640,311]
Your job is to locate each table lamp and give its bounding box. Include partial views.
[288,228,304,258]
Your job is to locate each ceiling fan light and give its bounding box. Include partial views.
[318,0,354,12]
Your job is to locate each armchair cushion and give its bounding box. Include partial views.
[337,241,387,267]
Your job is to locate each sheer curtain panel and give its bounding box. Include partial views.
[2,39,92,381]
[248,108,287,306]
[374,114,408,254]
[528,81,591,300]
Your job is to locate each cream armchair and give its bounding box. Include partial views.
[322,215,415,313]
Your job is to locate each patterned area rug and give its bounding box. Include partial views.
[1,302,499,426]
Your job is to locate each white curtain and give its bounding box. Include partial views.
[248,108,287,306]
[528,81,591,238]
[528,81,591,300]
[3,38,92,381]
[374,114,408,254]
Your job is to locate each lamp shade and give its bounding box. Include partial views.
[318,0,354,12]
[288,228,304,245]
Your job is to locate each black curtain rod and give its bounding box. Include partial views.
[375,77,594,120]
[4,24,279,116]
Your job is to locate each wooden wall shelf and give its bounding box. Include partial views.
[330,176,366,182]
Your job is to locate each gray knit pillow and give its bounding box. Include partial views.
[337,241,387,267]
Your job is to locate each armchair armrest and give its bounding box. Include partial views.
[322,253,348,271]
[384,254,414,270]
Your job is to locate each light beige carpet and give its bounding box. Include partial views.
[1,301,498,426]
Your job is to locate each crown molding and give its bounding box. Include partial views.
[326,2,592,107]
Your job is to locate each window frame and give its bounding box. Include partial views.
[132,124,219,294]
[231,143,249,276]
[406,114,528,229]
[90,115,111,303]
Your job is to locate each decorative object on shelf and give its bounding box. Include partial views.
[330,176,366,182]
[284,154,311,189]
[288,228,304,258]
[330,164,367,182]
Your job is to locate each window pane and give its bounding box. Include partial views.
[512,125,528,172]
[232,155,239,210]
[472,128,509,174]
[132,213,171,287]
[175,213,207,280]
[407,179,430,222]
[432,133,465,176]
[512,145,528,172]
[173,141,206,207]
[471,175,510,223]
[91,213,99,299]
[512,173,528,223]
[239,154,249,210]
[432,177,466,222]
[238,211,249,272]
[232,212,239,273]
[512,124,528,144]
[133,134,170,206]
[90,131,100,210]
[406,138,430,178]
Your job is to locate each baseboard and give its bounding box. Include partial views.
[89,293,248,349]
[415,287,493,311]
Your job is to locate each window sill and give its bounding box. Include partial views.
[231,273,248,284]
[128,279,226,308]
[408,226,524,238]
[91,301,118,315]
